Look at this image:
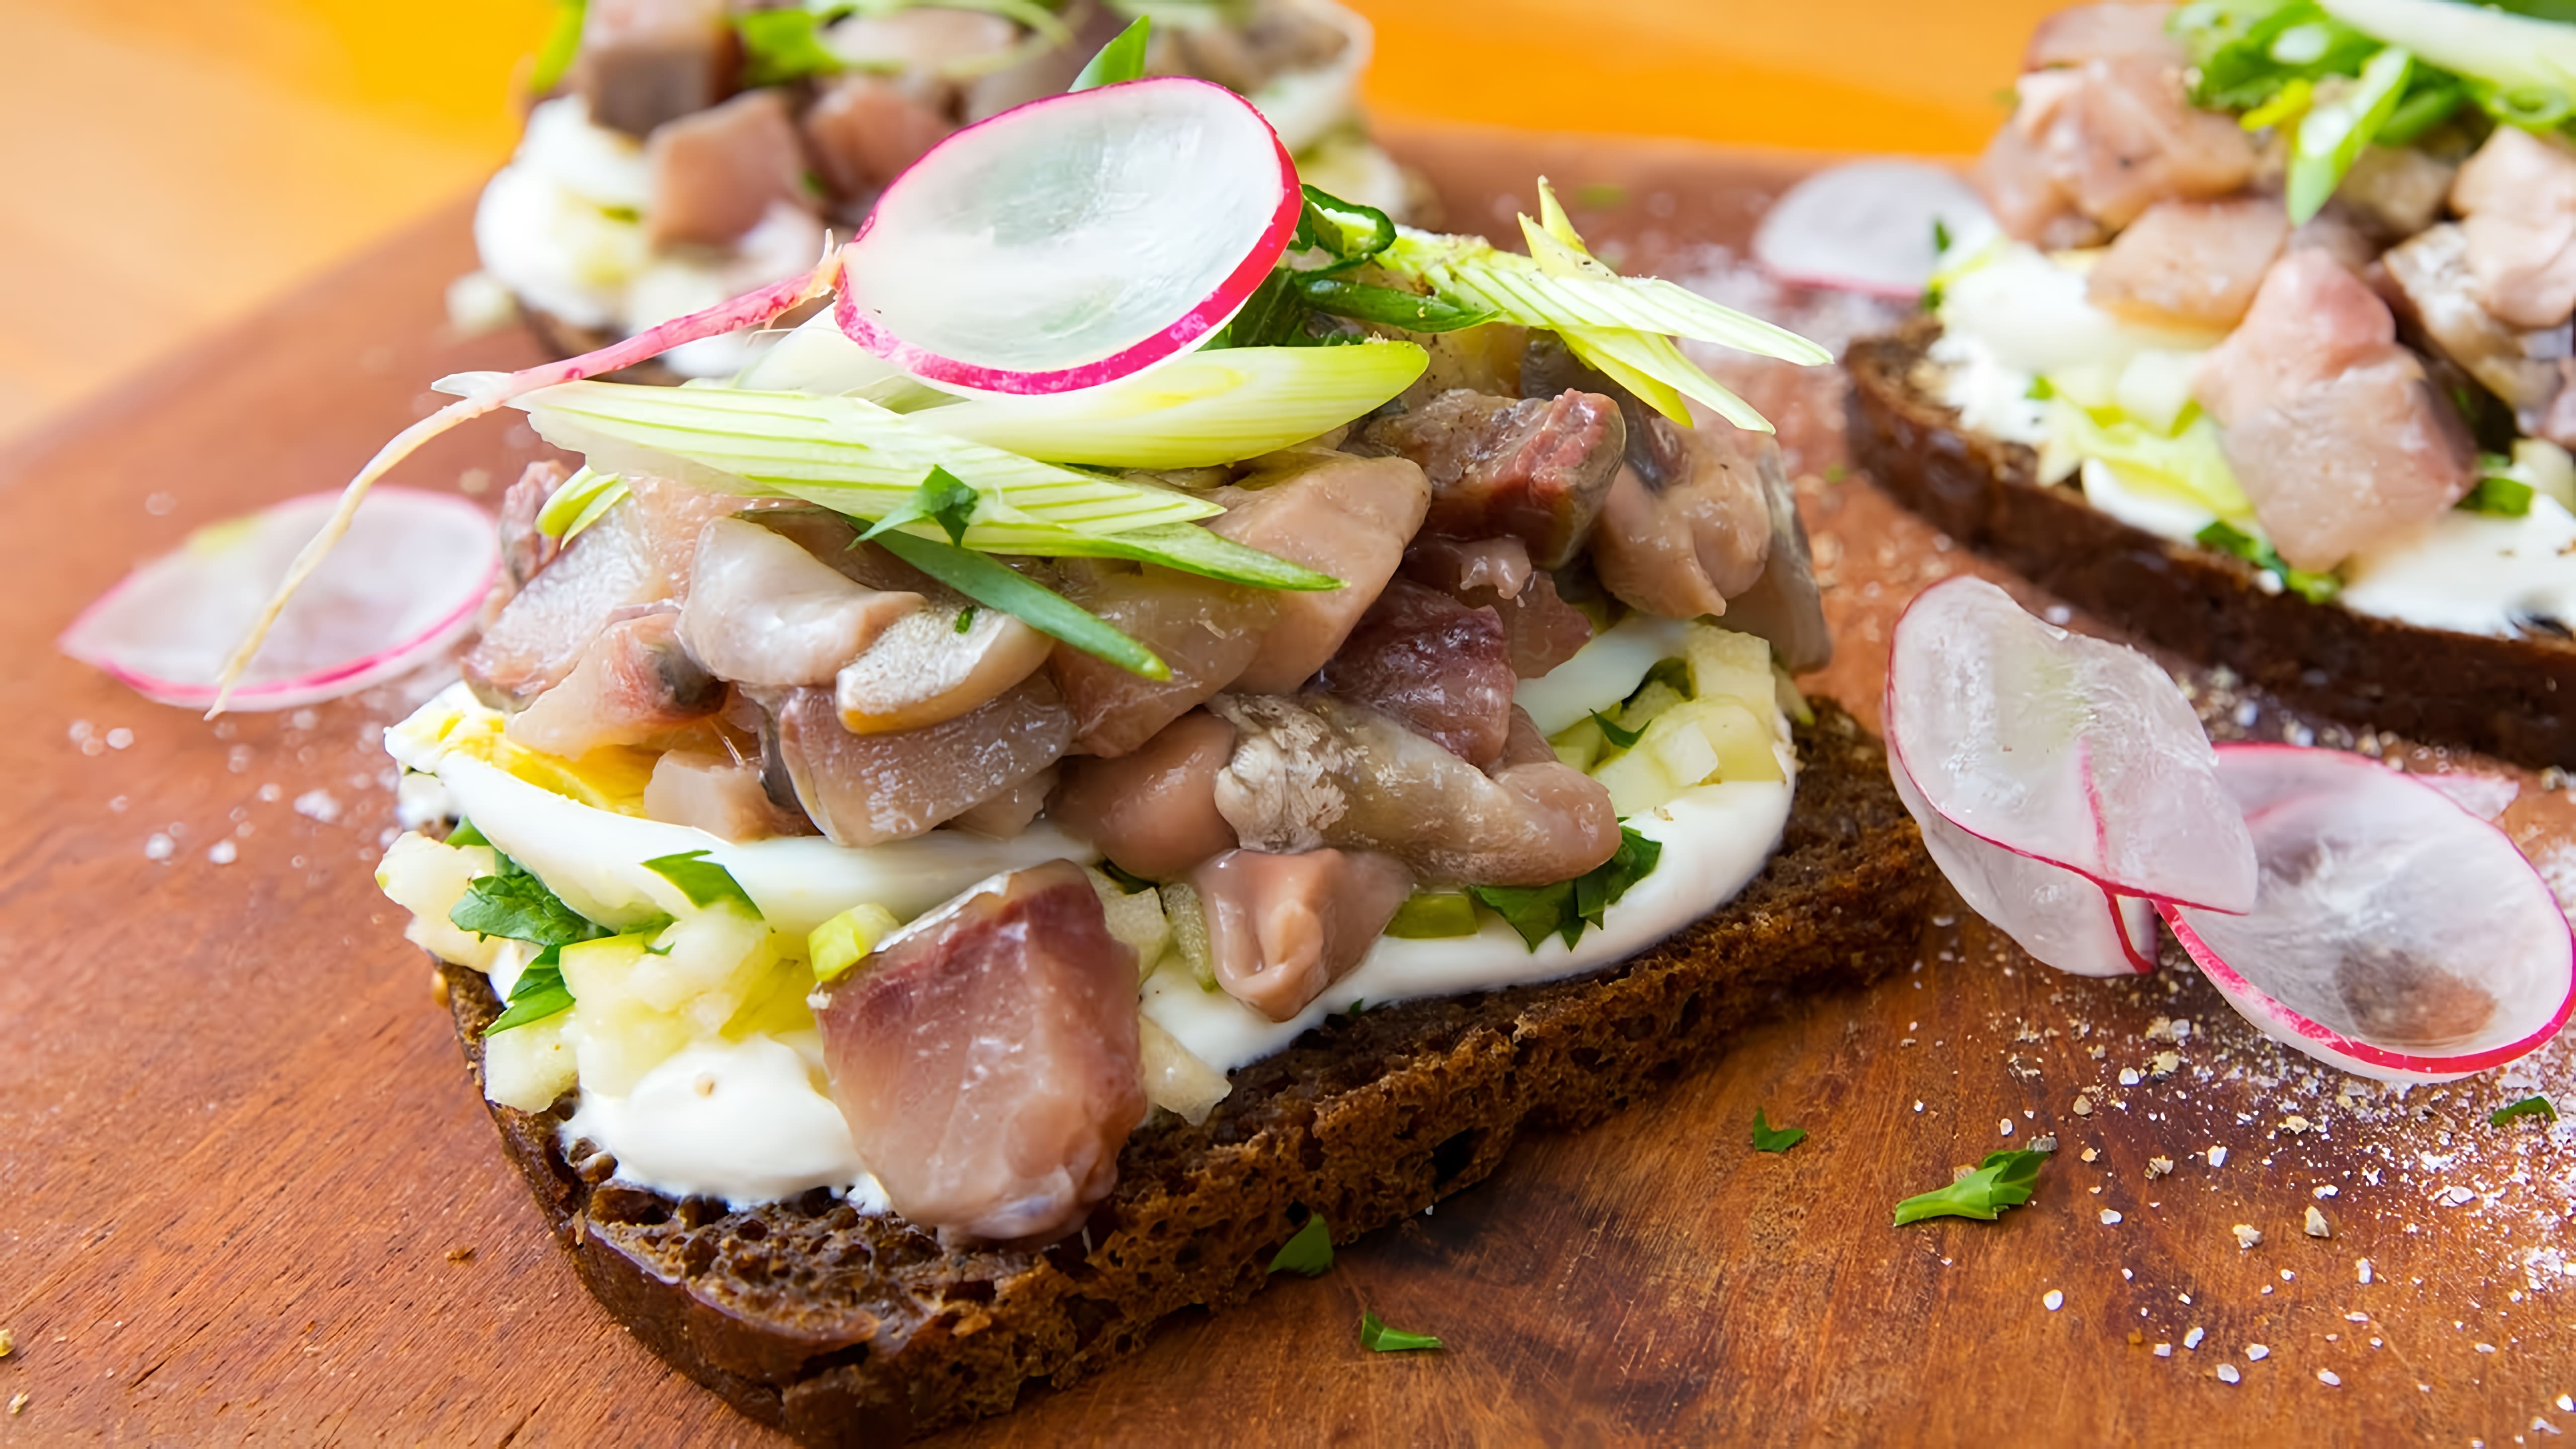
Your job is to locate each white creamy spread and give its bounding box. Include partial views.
[387,613,1797,1207]
[1932,244,2576,640]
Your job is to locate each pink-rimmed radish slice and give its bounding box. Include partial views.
[1884,577,2256,976]
[62,488,498,712]
[833,76,1301,395]
[1752,160,1996,299]
[2161,744,2576,1084]
[210,251,847,711]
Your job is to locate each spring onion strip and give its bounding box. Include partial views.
[2288,45,2413,223]
[513,381,1222,534]
[208,248,849,713]
[902,343,1427,468]
[872,531,1170,679]
[534,465,631,540]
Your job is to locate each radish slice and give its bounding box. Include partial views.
[2162,744,2576,1084]
[1885,578,2257,976]
[833,76,1301,395]
[1753,161,1997,298]
[62,489,498,712]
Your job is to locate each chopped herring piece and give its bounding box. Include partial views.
[1977,58,2259,246]
[646,90,810,249]
[769,677,1071,847]
[1317,579,1515,766]
[1699,432,1830,674]
[2086,197,2289,329]
[2450,126,2576,332]
[1191,848,1414,1021]
[813,860,1145,1244]
[2338,145,2458,243]
[678,517,924,688]
[946,765,1056,839]
[2024,3,2184,69]
[1208,453,1431,693]
[1356,388,1623,568]
[834,599,1053,735]
[1049,711,1239,880]
[498,460,569,590]
[1590,416,1774,620]
[464,475,741,708]
[827,7,1019,72]
[642,748,813,841]
[1405,536,1534,601]
[573,0,732,138]
[503,608,723,757]
[1050,562,1278,756]
[2195,250,2476,572]
[803,75,957,200]
[2379,224,2572,432]
[1211,695,1620,888]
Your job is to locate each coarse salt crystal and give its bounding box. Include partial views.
[2314,1185,2339,1198]
[2234,1224,2264,1249]
[2306,1205,2332,1238]
[144,833,174,862]
[2044,1290,2063,1311]
[2119,1068,2142,1086]
[2000,1118,2016,1136]
[2248,1344,2270,1360]
[2147,1156,2174,1178]
[2217,1363,2241,1385]
[2208,1146,2228,1168]
[2281,1269,2296,1281]
[2475,1342,2498,1354]
[2184,1327,2205,1349]
[2317,1369,2341,1386]
[2155,1342,2172,1357]
[2356,1259,2373,1284]
[2101,1209,2124,1225]
[207,841,238,865]
[293,789,342,824]
[105,728,133,750]
[2560,1395,2574,1412]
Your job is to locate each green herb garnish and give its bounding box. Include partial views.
[2460,473,2536,517]
[1359,1311,1442,1353]
[1268,1215,1333,1276]
[527,0,587,95]
[447,817,490,849]
[2491,1094,2559,1126]
[1892,1148,2051,1225]
[2024,376,2055,401]
[955,604,978,634]
[1931,217,1953,255]
[1471,826,1661,950]
[640,849,762,917]
[862,465,980,546]
[1751,1108,1808,1154]
[1070,15,1150,91]
[487,944,574,1035]
[735,8,846,88]
[1588,709,1646,751]
[2196,520,2340,604]
[873,530,1171,679]
[1385,891,1480,939]
[451,853,610,948]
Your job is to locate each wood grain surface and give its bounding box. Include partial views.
[1,127,2570,1447]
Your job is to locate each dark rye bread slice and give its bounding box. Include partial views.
[435,701,1930,1445]
[1847,316,2576,770]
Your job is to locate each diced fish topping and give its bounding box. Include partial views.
[1049,711,1240,880]
[2451,126,2576,332]
[504,608,725,757]
[769,677,1072,847]
[1049,562,1278,757]
[2086,197,2288,330]
[1318,579,1515,766]
[678,516,924,688]
[1192,848,1414,1021]
[572,0,732,138]
[1358,388,1624,568]
[1208,452,1431,693]
[645,90,812,249]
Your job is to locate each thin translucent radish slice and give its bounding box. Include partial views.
[1752,161,1997,298]
[834,77,1301,395]
[1886,577,2257,917]
[61,488,498,711]
[1891,755,2161,978]
[2162,744,2576,1084]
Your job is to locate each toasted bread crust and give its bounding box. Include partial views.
[1847,317,2576,768]
[440,701,1930,1445]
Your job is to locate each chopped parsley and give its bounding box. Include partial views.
[955,605,978,634]
[640,849,762,917]
[1750,1108,1807,1154]
[735,8,845,89]
[1892,1148,2052,1226]
[487,945,573,1035]
[1268,1215,1333,1277]
[2491,1094,2559,1127]
[1587,708,1646,750]
[1359,1311,1442,1353]
[1471,827,1661,951]
[450,850,609,948]
[863,465,980,546]
[2195,520,2340,604]
[447,817,490,849]
[1930,217,1953,256]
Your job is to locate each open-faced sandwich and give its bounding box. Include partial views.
[471,0,1417,381]
[171,53,1935,1443]
[1845,0,2576,767]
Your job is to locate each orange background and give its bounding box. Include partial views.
[0,0,2062,440]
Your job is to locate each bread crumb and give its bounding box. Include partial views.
[445,1246,476,1263]
[2146,1155,2175,1179]
[2150,1051,2182,1078]
[2283,1115,2312,1134]
[2080,1146,2099,1162]
[0,1327,12,1359]
[2073,1095,2094,1116]
[2234,1224,2265,1249]
[7,1393,24,1416]
[2306,1205,2331,1238]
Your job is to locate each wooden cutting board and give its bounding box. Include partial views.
[0,126,2568,1446]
